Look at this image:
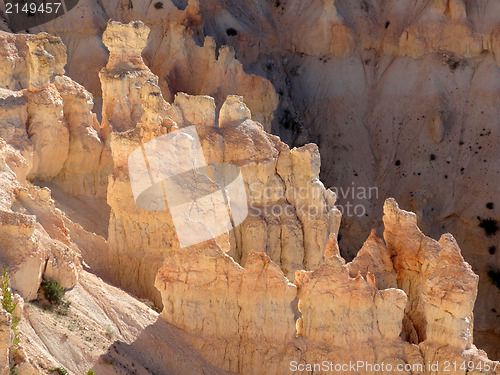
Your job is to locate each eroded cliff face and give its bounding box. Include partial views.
[100,21,497,374]
[102,20,340,307]
[9,0,500,350]
[0,10,499,375]
[0,32,84,302]
[155,198,497,375]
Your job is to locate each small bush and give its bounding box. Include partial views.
[48,368,68,375]
[87,370,96,375]
[104,325,115,339]
[1,267,19,345]
[41,279,65,305]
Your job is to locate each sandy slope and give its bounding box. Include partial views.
[20,271,233,374]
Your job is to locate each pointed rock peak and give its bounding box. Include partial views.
[352,271,367,287]
[366,272,377,289]
[383,198,422,234]
[219,95,252,128]
[437,233,476,276]
[324,233,345,266]
[366,228,382,243]
[245,251,293,284]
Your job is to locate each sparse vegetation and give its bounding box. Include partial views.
[54,300,71,316]
[48,368,69,375]
[41,279,65,305]
[441,52,467,71]
[104,324,115,339]
[2,266,19,346]
[478,218,499,236]
[87,369,96,375]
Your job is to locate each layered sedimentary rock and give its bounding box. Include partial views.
[156,199,498,375]
[0,8,499,374]
[20,0,500,347]
[0,310,12,375]
[0,31,87,300]
[103,21,340,306]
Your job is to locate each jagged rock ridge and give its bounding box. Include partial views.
[9,0,500,353]
[0,12,499,375]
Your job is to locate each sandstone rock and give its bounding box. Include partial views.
[52,75,106,197]
[284,0,354,58]
[0,31,30,90]
[219,95,252,128]
[0,5,498,372]
[383,198,485,368]
[155,198,498,374]
[26,33,66,89]
[147,25,279,131]
[104,21,340,307]
[174,92,216,128]
[346,230,398,290]
[100,21,152,133]
[25,84,69,181]
[19,7,500,345]
[0,89,30,182]
[156,245,297,374]
[0,208,45,301]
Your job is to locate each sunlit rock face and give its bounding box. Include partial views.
[0,32,81,300]
[102,20,340,307]
[15,0,500,349]
[155,198,497,375]
[0,3,499,373]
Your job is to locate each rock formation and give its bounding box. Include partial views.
[15,2,500,351]
[156,198,498,375]
[99,20,498,374]
[0,311,12,375]
[0,5,499,374]
[102,20,340,306]
[0,31,84,305]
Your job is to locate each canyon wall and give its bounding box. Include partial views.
[102,20,340,306]
[99,21,498,374]
[0,4,499,373]
[5,0,499,351]
[155,198,498,375]
[0,31,87,301]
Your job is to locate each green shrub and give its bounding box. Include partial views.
[1,266,19,345]
[48,368,68,375]
[104,324,114,339]
[87,370,96,375]
[41,279,65,305]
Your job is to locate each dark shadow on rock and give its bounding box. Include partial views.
[92,317,236,374]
